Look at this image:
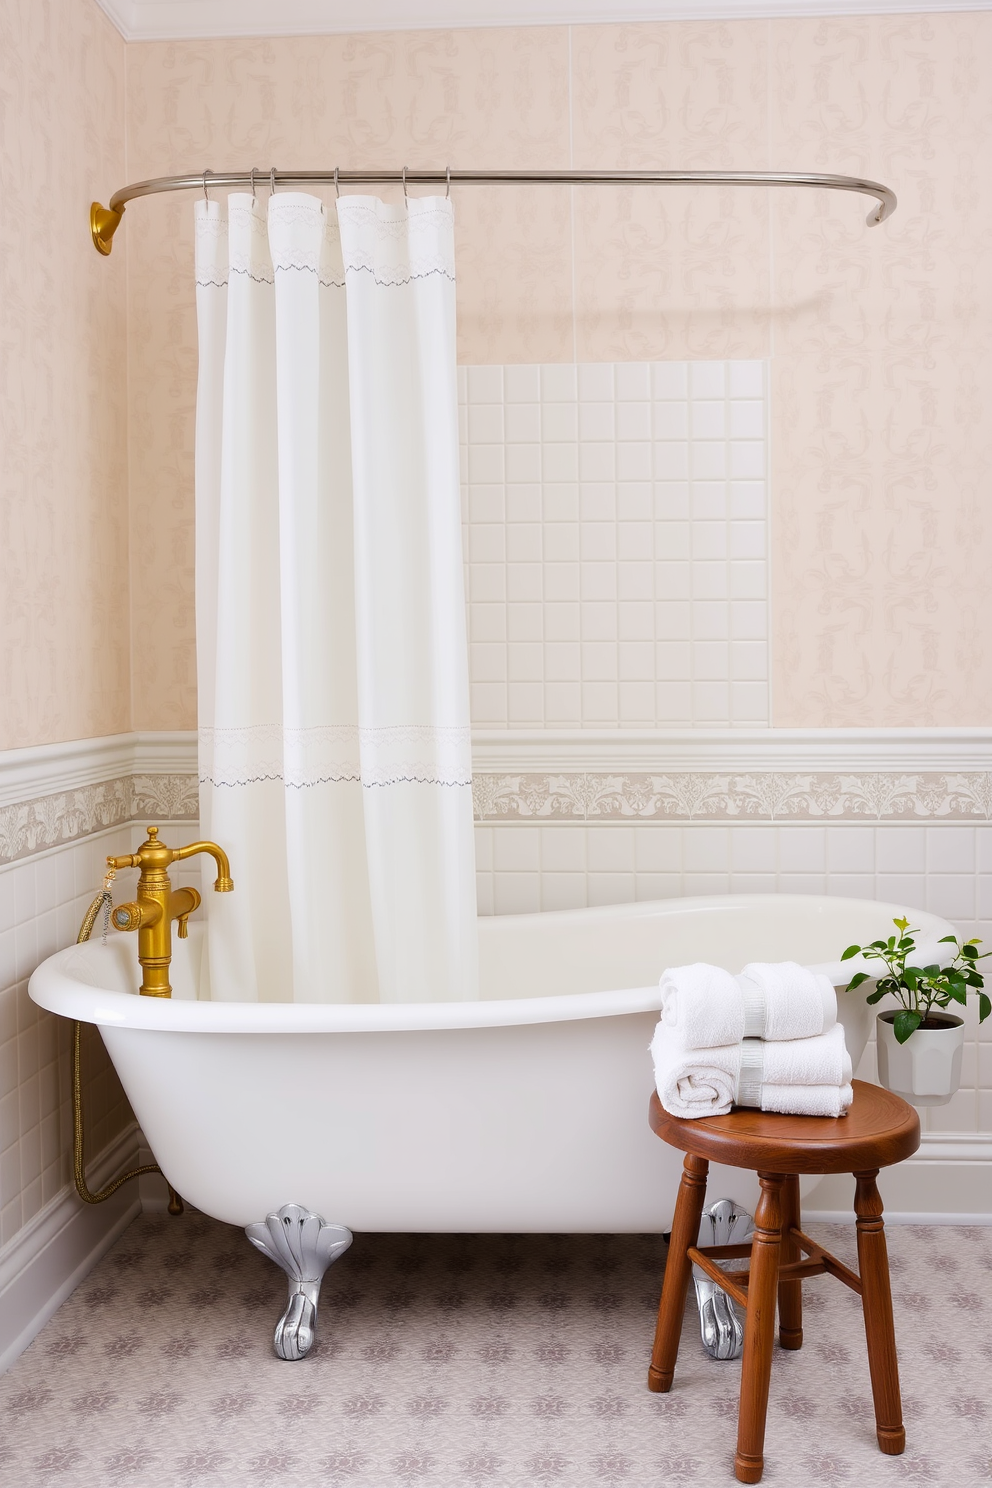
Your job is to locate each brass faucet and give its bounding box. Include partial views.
[107,827,234,998]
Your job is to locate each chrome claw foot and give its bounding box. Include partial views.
[245,1204,353,1361]
[692,1198,754,1362]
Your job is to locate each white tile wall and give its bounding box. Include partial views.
[475,820,992,1138]
[459,361,769,729]
[0,823,201,1249]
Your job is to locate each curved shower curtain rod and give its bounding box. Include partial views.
[89,167,896,255]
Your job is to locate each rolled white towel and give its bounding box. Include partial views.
[650,1022,853,1120]
[740,961,837,1042]
[659,961,837,1048]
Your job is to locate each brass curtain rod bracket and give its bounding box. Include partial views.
[89,167,897,255]
[90,201,124,255]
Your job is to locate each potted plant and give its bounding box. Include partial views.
[842,917,990,1107]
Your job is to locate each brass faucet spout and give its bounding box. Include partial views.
[174,840,234,892]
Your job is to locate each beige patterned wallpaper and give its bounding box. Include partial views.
[0,0,130,751]
[123,15,992,734]
[4,12,990,748]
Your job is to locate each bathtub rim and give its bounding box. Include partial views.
[28,893,957,1035]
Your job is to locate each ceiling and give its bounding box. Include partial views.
[94,0,991,42]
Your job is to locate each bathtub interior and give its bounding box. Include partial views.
[72,893,950,1008]
[476,894,944,1001]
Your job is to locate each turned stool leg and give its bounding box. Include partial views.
[735,1172,784,1484]
[648,1152,709,1393]
[777,1173,803,1350]
[854,1169,905,1456]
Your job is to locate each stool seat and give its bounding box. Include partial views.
[647,1079,921,1484]
[649,1079,920,1174]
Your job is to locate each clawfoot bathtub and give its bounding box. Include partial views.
[30,894,953,1356]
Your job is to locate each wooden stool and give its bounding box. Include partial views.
[647,1079,920,1484]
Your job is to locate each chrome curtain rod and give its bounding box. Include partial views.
[90,167,897,256]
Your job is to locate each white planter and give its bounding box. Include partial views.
[875,1010,965,1107]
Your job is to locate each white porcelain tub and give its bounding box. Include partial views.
[29,895,955,1234]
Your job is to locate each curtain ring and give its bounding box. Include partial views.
[202,169,211,202]
[270,166,277,196]
[250,167,257,202]
[334,166,340,199]
[402,165,408,203]
[445,165,451,200]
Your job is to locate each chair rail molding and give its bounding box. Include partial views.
[3,729,992,864]
[0,733,197,866]
[471,728,992,775]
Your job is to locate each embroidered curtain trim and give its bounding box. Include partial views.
[199,724,473,789]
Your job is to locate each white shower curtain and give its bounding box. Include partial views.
[194,191,478,1004]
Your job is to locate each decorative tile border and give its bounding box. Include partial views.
[3,729,992,864]
[0,775,198,866]
[472,771,992,822]
[5,766,992,865]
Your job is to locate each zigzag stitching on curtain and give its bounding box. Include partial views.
[196,265,454,289]
[273,263,345,287]
[226,266,276,284]
[200,774,473,788]
[345,264,456,286]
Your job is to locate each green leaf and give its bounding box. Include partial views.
[980,993,991,1024]
[845,973,869,992]
[962,944,979,960]
[841,945,862,961]
[947,983,968,1005]
[938,935,958,944]
[894,917,909,932]
[866,988,887,1005]
[893,1009,922,1044]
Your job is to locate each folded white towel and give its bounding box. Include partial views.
[659,961,837,1049]
[650,1022,853,1120]
[740,962,837,1042]
[759,1083,854,1118]
[658,963,743,1049]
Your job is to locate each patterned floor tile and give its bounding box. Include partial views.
[0,1218,988,1486]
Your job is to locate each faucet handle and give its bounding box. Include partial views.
[111,900,162,932]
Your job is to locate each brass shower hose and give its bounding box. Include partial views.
[72,890,183,1216]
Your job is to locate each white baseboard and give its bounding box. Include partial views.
[803,1134,992,1223]
[806,1211,992,1225]
[0,1123,143,1376]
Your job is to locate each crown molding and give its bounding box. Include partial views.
[92,0,992,43]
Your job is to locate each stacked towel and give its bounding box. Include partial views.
[659,960,837,1047]
[651,961,853,1120]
